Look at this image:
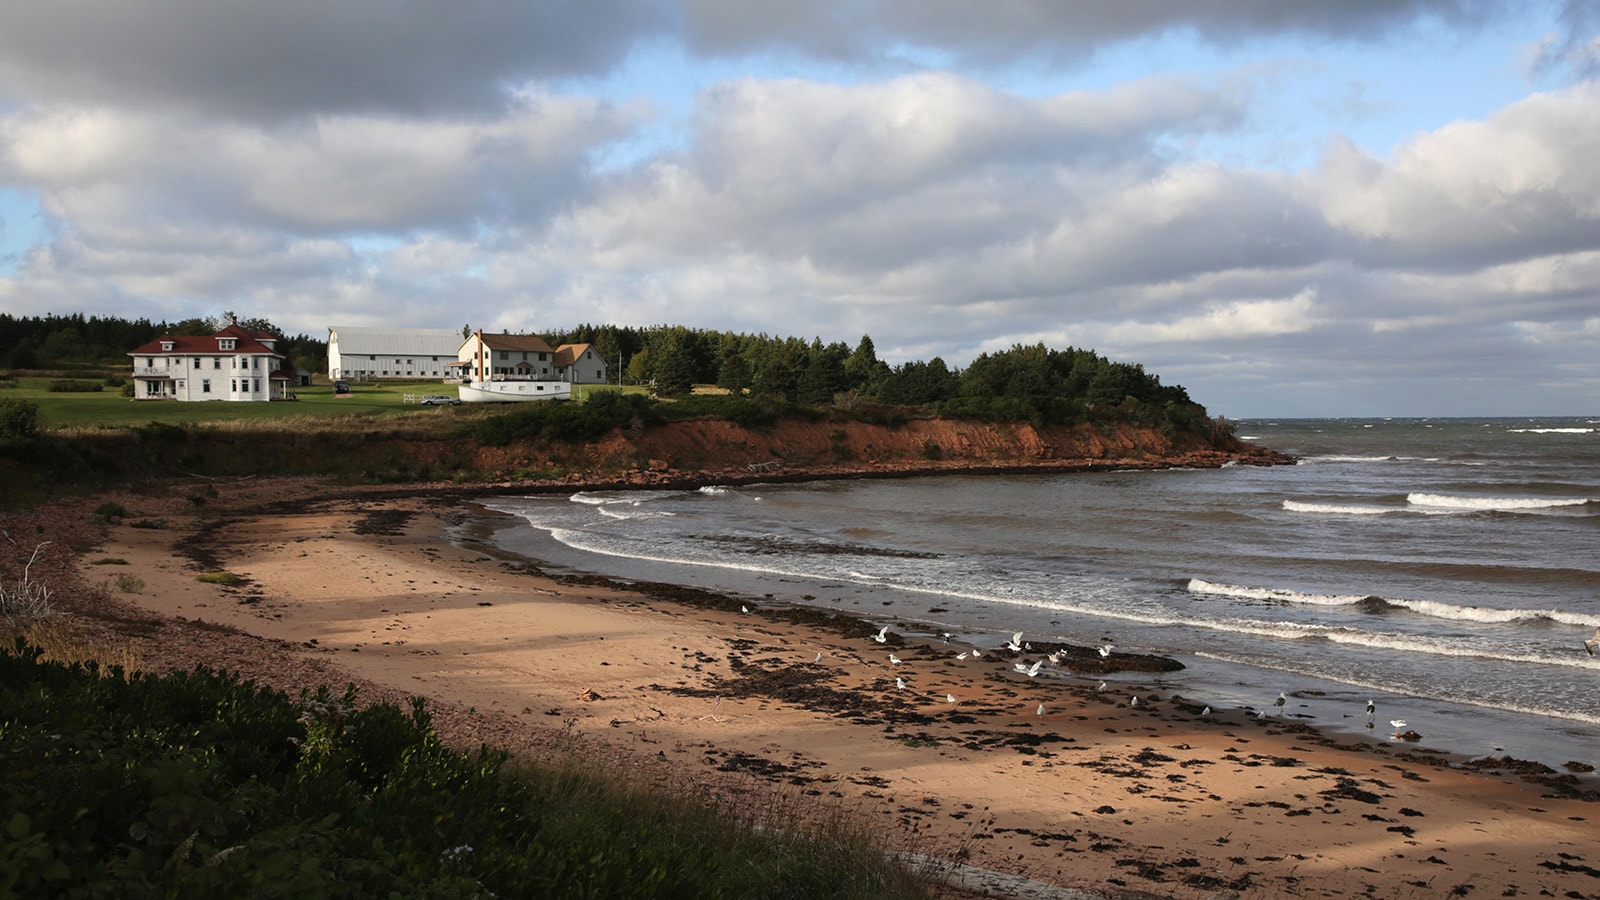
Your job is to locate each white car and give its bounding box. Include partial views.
[419,394,460,406]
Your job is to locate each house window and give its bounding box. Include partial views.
[253,378,260,392]
[160,342,173,351]
[193,357,201,369]
[202,380,211,393]
[369,355,376,361]
[230,379,237,392]
[146,357,154,367]
[213,358,221,369]
[220,339,235,350]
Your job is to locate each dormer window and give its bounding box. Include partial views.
[160,341,173,351]
[219,338,236,350]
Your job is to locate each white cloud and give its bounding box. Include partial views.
[1101,289,1319,344]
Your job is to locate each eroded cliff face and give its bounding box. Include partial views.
[465,417,1287,488]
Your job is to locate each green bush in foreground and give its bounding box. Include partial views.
[0,644,925,898]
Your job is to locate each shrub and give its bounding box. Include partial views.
[113,574,144,594]
[46,380,102,393]
[196,572,243,585]
[94,502,128,519]
[0,398,39,443]
[0,652,927,898]
[471,392,660,447]
[132,421,188,443]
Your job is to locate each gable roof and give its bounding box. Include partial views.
[129,324,282,358]
[329,326,463,356]
[552,343,595,367]
[475,332,556,354]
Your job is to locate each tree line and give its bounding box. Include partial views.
[547,323,1212,431]
[0,312,328,377]
[3,313,1214,431]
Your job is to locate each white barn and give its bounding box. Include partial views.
[327,326,463,381]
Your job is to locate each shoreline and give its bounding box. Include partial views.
[18,462,1600,898]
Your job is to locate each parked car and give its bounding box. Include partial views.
[419,394,460,406]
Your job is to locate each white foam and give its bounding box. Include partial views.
[1282,499,1396,516]
[1406,492,1590,511]
[1508,427,1594,434]
[1188,579,1600,628]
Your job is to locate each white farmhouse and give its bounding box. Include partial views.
[456,331,609,385]
[129,325,289,401]
[327,326,463,381]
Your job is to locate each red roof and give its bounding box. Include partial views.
[129,324,282,358]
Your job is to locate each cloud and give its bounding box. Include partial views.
[0,95,646,237]
[676,0,1497,65]
[1316,82,1600,269]
[0,1,666,117]
[1102,289,1320,343]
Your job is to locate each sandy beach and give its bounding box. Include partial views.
[26,475,1599,898]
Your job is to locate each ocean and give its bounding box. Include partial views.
[480,417,1600,768]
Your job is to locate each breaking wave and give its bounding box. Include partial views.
[1188,579,1600,627]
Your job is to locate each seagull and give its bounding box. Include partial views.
[889,653,902,665]
[896,677,906,691]
[1585,627,1600,655]
[1274,692,1287,714]
[1036,703,1046,716]
[971,647,982,657]
[741,605,749,614]
[1014,662,1030,674]
[1200,706,1211,716]
[814,651,823,664]
[1130,695,1139,707]
[1390,719,1408,737]
[946,694,957,704]
[956,651,969,660]
[1098,643,1113,658]
[873,626,889,644]
[1027,659,1044,677]
[941,631,952,643]
[1096,681,1107,692]
[1365,699,1376,718]
[1005,632,1024,652]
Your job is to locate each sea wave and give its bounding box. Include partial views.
[1507,427,1594,434]
[1406,492,1591,512]
[567,490,680,506]
[1188,579,1600,627]
[1282,500,1396,516]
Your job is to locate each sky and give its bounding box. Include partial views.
[1,1,1598,418]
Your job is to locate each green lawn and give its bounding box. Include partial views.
[4,377,631,430]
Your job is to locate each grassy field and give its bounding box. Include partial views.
[2,376,627,430]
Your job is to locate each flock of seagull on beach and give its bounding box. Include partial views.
[740,611,1600,737]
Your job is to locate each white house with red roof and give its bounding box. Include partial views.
[455,331,608,384]
[128,324,290,401]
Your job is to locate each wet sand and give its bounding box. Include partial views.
[58,480,1600,898]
